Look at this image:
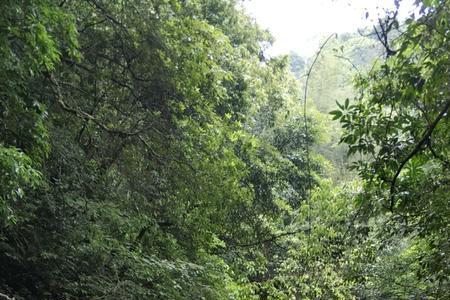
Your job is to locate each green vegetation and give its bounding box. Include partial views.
[0,0,448,299]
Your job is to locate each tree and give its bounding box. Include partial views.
[336,1,450,297]
[0,0,319,298]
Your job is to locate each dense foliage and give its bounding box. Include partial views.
[0,0,448,299]
[335,0,450,298]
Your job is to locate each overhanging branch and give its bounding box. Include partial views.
[389,99,450,210]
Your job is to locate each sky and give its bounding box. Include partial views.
[242,0,416,57]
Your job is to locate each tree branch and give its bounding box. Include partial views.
[231,227,308,249]
[389,99,450,210]
[48,74,161,137]
[0,293,15,300]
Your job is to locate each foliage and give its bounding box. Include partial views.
[336,1,450,298]
[0,0,315,298]
[0,0,448,299]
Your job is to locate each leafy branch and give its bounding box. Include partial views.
[389,99,450,210]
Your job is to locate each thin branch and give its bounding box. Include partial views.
[79,18,108,33]
[427,139,450,168]
[358,28,377,38]
[85,0,128,32]
[334,54,361,75]
[232,227,308,248]
[138,135,163,161]
[49,74,161,137]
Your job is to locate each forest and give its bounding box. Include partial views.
[0,0,449,299]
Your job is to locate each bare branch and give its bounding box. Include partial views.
[0,293,15,300]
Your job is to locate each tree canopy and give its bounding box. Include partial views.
[0,0,449,299]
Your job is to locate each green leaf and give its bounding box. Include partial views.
[329,110,343,120]
[336,101,344,110]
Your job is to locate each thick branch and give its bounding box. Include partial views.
[0,293,15,300]
[389,99,450,210]
[374,11,399,58]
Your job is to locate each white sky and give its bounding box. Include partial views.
[242,0,416,57]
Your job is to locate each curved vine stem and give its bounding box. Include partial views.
[303,33,336,242]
